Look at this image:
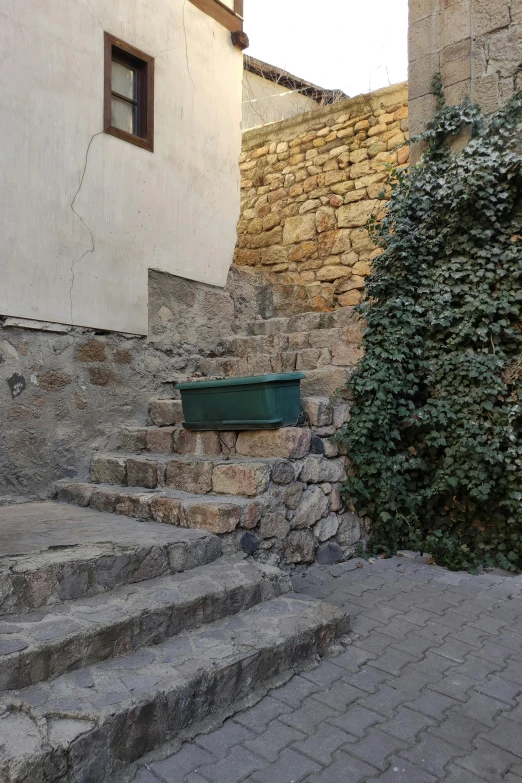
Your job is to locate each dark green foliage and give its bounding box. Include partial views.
[340,87,522,572]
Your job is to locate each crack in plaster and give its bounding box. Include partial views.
[69,131,104,326]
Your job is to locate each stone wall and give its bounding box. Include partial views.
[234,83,409,311]
[0,268,289,504]
[409,0,522,137]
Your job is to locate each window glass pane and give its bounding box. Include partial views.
[111,96,136,134]
[111,60,136,100]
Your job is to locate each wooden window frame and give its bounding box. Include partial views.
[104,33,154,153]
[188,0,244,32]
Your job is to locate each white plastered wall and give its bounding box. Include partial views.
[0,0,243,334]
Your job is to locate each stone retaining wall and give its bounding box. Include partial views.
[234,83,409,311]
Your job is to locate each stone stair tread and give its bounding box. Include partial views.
[0,595,348,782]
[57,481,265,507]
[0,556,290,691]
[97,452,286,466]
[250,306,357,335]
[0,502,223,616]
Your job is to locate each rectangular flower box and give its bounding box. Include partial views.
[177,372,305,431]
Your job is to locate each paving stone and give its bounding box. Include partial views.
[481,717,522,758]
[273,675,320,709]
[429,672,480,702]
[305,751,378,783]
[430,709,486,751]
[328,704,384,737]
[312,681,364,711]
[243,720,305,762]
[151,744,216,782]
[301,661,345,688]
[476,675,522,705]
[443,764,488,782]
[363,755,436,782]
[370,649,417,676]
[455,739,520,781]
[458,691,507,727]
[329,646,376,673]
[292,724,353,765]
[195,720,254,756]
[340,665,389,693]
[197,746,266,783]
[349,728,407,771]
[359,685,409,717]
[252,747,321,782]
[281,697,340,734]
[379,707,436,742]
[234,696,293,734]
[402,732,465,778]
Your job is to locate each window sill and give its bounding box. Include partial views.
[104,125,154,153]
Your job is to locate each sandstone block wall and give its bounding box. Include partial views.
[409,0,522,137]
[234,83,409,311]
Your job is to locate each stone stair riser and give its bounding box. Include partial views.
[0,561,290,690]
[0,597,348,783]
[0,533,222,617]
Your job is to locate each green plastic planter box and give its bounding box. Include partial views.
[177,372,305,431]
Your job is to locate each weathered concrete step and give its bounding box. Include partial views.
[120,426,312,460]
[0,557,290,691]
[56,482,267,534]
[90,453,295,497]
[0,503,222,617]
[0,595,349,783]
[250,305,358,336]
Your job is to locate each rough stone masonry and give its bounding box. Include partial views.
[234,83,409,311]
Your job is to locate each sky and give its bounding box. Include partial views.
[244,0,408,98]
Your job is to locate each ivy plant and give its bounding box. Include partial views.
[340,84,522,572]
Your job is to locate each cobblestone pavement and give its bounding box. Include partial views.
[133,556,522,783]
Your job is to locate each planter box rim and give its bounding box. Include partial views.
[177,372,305,391]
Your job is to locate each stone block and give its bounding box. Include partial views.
[90,488,122,513]
[240,502,262,529]
[236,429,311,459]
[301,367,350,397]
[299,456,346,483]
[302,397,333,427]
[317,266,349,282]
[120,428,147,452]
[441,39,471,87]
[150,496,182,525]
[316,541,343,564]
[175,430,222,457]
[316,207,337,233]
[338,200,379,228]
[410,53,442,100]
[116,494,152,520]
[473,0,510,36]
[166,459,214,494]
[291,485,330,529]
[180,502,241,533]
[332,344,364,366]
[284,482,303,510]
[127,458,158,489]
[212,463,271,497]
[259,511,291,540]
[91,455,127,485]
[314,513,340,542]
[337,512,362,547]
[149,399,184,427]
[329,484,343,511]
[56,482,93,507]
[283,530,316,563]
[146,428,175,454]
[444,1,471,46]
[338,290,363,307]
[473,74,500,114]
[271,461,296,485]
[282,215,317,245]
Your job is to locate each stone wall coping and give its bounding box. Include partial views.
[242,81,408,149]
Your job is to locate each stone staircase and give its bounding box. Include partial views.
[56,306,365,567]
[0,503,348,782]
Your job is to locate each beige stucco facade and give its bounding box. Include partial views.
[0,0,243,335]
[409,0,522,137]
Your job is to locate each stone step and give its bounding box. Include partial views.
[55,482,268,534]
[0,556,290,691]
[0,595,348,783]
[229,324,362,358]
[250,306,357,336]
[119,426,313,460]
[198,349,361,378]
[0,502,222,616]
[90,453,295,497]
